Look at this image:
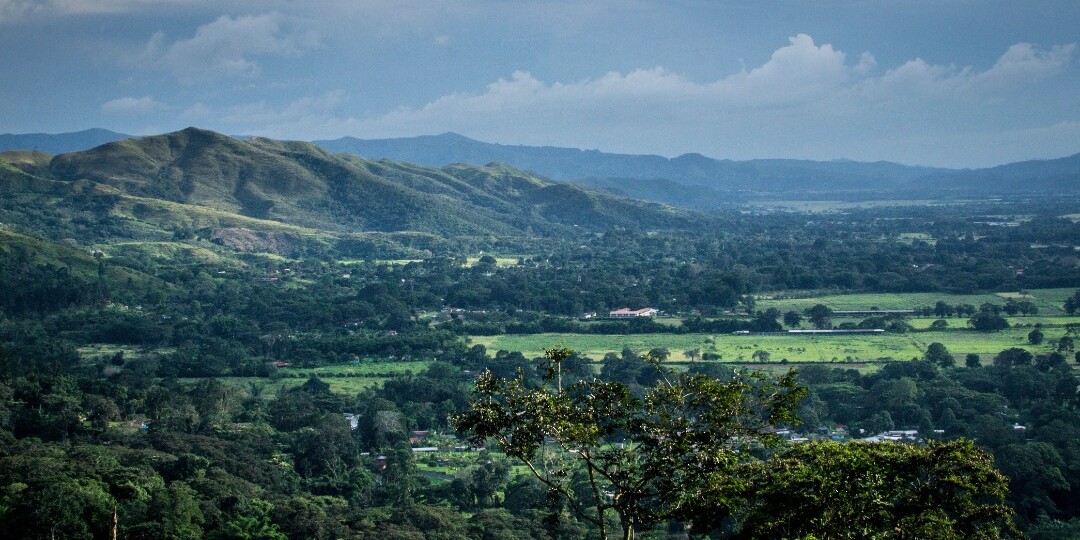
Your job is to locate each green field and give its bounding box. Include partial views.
[465,256,524,268]
[884,316,1078,330]
[178,375,391,396]
[171,361,434,397]
[470,326,1065,364]
[755,288,1076,315]
[279,360,433,378]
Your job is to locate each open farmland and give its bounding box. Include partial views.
[755,288,1075,315]
[178,376,389,396]
[469,325,1066,364]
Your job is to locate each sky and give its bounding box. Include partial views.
[0,0,1077,168]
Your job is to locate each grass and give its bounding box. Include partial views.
[178,376,390,397]
[279,360,434,378]
[469,326,1067,364]
[755,288,1075,316]
[169,361,433,398]
[78,344,172,363]
[97,241,229,266]
[465,256,523,268]
[898,232,936,246]
[903,316,1077,330]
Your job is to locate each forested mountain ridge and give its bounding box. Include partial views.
[315,132,948,192]
[315,132,1080,199]
[0,128,701,256]
[6,130,1078,207]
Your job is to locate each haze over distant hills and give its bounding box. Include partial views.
[0,128,130,155]
[315,132,945,188]
[315,133,1080,203]
[2,129,1078,209]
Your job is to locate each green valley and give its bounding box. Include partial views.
[0,128,1077,539]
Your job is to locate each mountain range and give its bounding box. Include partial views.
[0,128,697,259]
[3,129,1076,209]
[314,133,1080,205]
[0,128,129,155]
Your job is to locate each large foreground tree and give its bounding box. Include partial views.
[455,349,806,539]
[729,439,1021,539]
[456,349,1020,539]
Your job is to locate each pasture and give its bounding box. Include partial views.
[755,288,1075,316]
[469,326,1065,364]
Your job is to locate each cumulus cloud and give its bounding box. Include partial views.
[338,35,1076,162]
[101,96,167,115]
[169,34,1076,166]
[143,12,318,83]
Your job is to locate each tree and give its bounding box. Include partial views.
[996,442,1070,522]
[805,304,833,329]
[646,348,670,362]
[934,300,955,318]
[970,312,1010,332]
[966,353,982,368]
[782,310,802,328]
[729,440,1020,539]
[1064,290,1080,315]
[925,342,955,368]
[1028,327,1044,346]
[995,348,1033,368]
[682,348,700,362]
[1057,336,1075,354]
[455,349,806,540]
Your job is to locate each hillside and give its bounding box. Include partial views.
[10,129,1078,207]
[0,128,701,258]
[315,132,1080,204]
[314,132,949,190]
[925,152,1080,193]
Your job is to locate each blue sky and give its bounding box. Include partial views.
[0,0,1077,167]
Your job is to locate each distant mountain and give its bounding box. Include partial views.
[925,152,1080,193]
[6,129,1077,209]
[0,128,130,154]
[314,133,947,191]
[315,133,1080,204]
[0,128,700,257]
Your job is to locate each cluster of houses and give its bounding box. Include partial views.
[771,427,950,444]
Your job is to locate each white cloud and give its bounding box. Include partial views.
[711,34,852,105]
[0,0,195,21]
[101,96,166,115]
[334,36,1076,161]
[869,41,1074,98]
[977,42,1076,86]
[181,90,353,137]
[143,12,319,83]
[168,34,1077,166]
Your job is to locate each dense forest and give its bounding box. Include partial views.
[1,130,1079,538]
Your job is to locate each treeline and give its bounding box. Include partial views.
[5,329,1080,537]
[794,351,1080,534]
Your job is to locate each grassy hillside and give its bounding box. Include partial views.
[9,128,702,251]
